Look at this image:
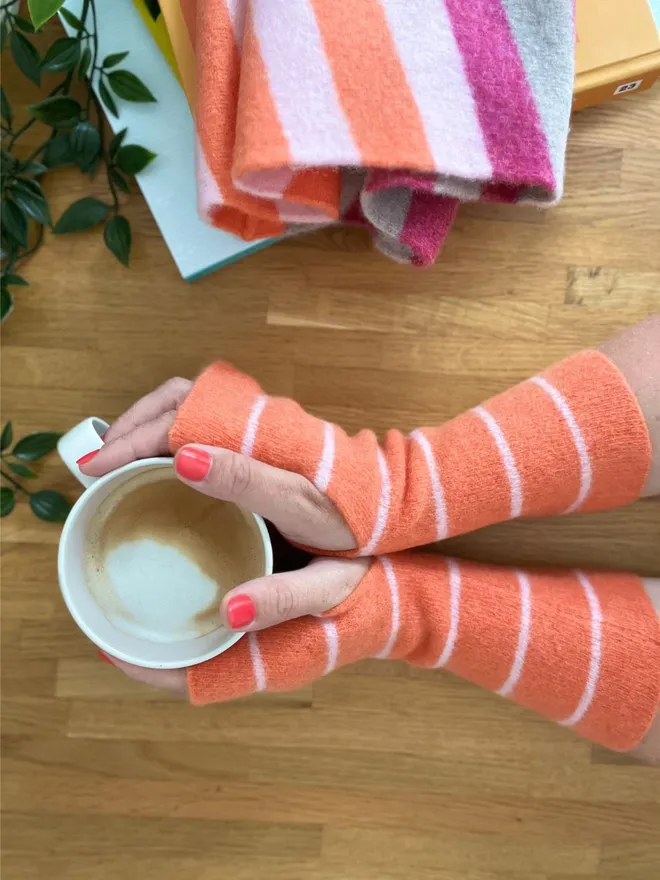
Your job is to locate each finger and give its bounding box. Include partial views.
[174,445,356,551]
[222,557,369,631]
[101,653,188,697]
[81,410,175,477]
[103,377,192,445]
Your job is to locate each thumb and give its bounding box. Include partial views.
[173,444,355,551]
[222,557,369,632]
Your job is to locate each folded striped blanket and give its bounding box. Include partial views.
[163,0,574,266]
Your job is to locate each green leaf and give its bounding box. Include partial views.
[1,487,15,518]
[10,31,41,86]
[8,461,37,479]
[59,7,83,30]
[1,421,13,451]
[41,36,80,72]
[43,133,73,167]
[1,288,13,322]
[103,215,132,267]
[108,127,127,160]
[107,70,156,103]
[116,144,156,176]
[19,160,48,177]
[14,15,36,34]
[3,273,28,287]
[77,45,91,78]
[53,197,110,234]
[11,180,51,225]
[2,200,28,248]
[103,51,129,69]
[0,15,10,53]
[30,95,81,128]
[109,168,130,195]
[1,85,12,127]
[70,120,101,172]
[12,431,61,461]
[28,0,66,31]
[30,490,71,522]
[99,79,118,118]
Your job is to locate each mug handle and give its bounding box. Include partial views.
[57,417,109,489]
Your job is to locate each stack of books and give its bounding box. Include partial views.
[59,0,275,281]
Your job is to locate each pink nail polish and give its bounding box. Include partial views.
[227,595,256,629]
[175,447,211,482]
[77,449,99,466]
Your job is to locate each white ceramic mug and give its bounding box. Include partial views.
[57,417,273,669]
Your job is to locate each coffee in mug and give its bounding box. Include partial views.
[57,418,273,668]
[85,466,265,643]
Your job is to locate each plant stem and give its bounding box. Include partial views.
[17,223,44,263]
[1,468,31,495]
[7,82,67,150]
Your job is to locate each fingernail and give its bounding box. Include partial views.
[77,449,99,466]
[97,650,114,665]
[175,447,211,482]
[227,595,256,629]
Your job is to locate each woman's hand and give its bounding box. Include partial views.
[81,377,355,551]
[100,555,368,698]
[85,378,361,695]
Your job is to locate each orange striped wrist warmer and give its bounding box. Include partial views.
[188,555,660,752]
[170,351,651,554]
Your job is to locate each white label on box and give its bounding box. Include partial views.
[614,79,644,95]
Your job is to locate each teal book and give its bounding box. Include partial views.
[60,0,275,281]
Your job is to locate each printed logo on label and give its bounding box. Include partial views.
[614,80,643,95]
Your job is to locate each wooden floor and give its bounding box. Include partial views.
[2,54,660,880]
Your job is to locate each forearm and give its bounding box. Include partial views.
[188,552,660,753]
[599,313,660,498]
[170,334,654,554]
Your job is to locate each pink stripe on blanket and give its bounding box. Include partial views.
[444,0,555,193]
[400,194,459,267]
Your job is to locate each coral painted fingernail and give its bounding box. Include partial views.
[227,595,256,629]
[175,447,211,482]
[97,650,114,665]
[77,449,99,466]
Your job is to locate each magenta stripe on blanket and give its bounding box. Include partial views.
[400,194,459,267]
[444,0,555,192]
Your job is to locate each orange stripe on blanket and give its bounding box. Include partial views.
[283,169,342,220]
[310,0,435,170]
[196,0,282,230]
[233,4,293,187]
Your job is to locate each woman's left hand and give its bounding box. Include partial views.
[101,556,368,697]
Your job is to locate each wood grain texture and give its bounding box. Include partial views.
[2,37,660,880]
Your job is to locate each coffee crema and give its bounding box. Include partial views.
[85,467,264,643]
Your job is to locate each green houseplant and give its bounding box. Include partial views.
[1,0,158,322]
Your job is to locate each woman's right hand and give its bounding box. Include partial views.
[80,377,357,554]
